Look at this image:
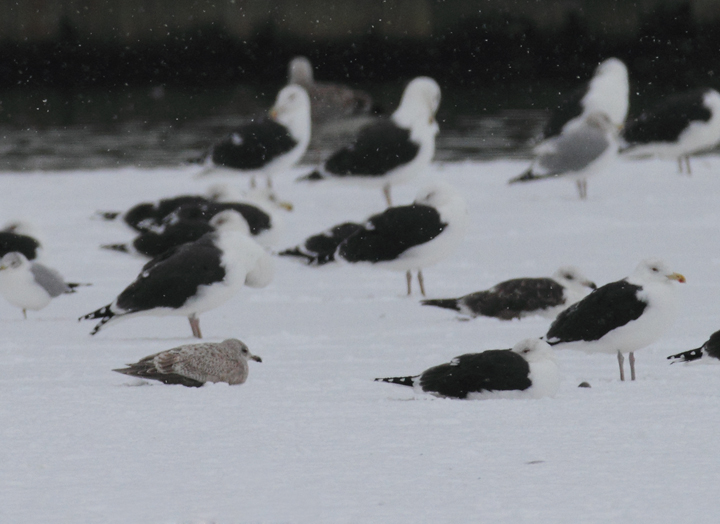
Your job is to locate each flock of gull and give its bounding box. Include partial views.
[2,55,720,396]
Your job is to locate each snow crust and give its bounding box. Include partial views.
[2,158,720,523]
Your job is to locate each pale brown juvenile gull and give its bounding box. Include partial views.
[114,338,261,387]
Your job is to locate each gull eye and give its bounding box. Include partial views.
[651,266,659,272]
[522,348,531,354]
[564,273,574,280]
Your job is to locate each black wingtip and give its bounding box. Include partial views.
[100,244,130,253]
[508,169,537,185]
[375,376,415,387]
[667,348,703,363]
[296,170,324,182]
[420,298,461,312]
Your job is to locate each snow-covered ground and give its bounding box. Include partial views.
[2,157,720,523]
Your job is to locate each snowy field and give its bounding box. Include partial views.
[2,157,720,523]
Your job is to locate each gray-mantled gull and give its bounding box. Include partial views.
[375,338,559,399]
[114,338,261,387]
[509,112,618,199]
[0,252,88,318]
[421,267,596,320]
[546,259,685,381]
[543,57,629,140]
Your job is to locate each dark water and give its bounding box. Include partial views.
[0,85,550,171]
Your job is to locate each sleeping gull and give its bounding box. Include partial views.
[375,338,559,399]
[509,112,618,199]
[0,252,88,318]
[280,182,467,296]
[421,267,596,320]
[80,210,274,338]
[621,88,720,174]
[546,259,685,381]
[114,338,261,387]
[198,85,311,188]
[543,57,629,140]
[668,330,720,363]
[298,76,441,206]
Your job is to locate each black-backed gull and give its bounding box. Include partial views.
[375,338,559,399]
[621,88,720,174]
[421,267,596,320]
[298,76,440,206]
[80,210,274,338]
[288,56,373,123]
[546,259,685,381]
[509,112,618,199]
[114,338,261,387]
[278,222,364,266]
[668,330,720,363]
[98,195,210,232]
[0,252,87,318]
[0,221,42,260]
[200,85,311,187]
[543,57,629,140]
[280,183,467,296]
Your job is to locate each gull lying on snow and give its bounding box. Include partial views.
[421,267,596,320]
[668,330,720,364]
[114,338,261,387]
[375,338,559,399]
[546,259,685,381]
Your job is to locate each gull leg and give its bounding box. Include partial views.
[576,179,587,199]
[22,309,27,320]
[406,270,412,296]
[617,350,625,381]
[188,314,202,339]
[266,176,274,189]
[417,270,426,297]
[677,157,683,174]
[685,155,692,176]
[629,352,636,381]
[383,185,393,207]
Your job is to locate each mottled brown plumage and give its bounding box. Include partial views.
[114,338,261,387]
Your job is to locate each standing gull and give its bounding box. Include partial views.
[114,338,261,387]
[509,112,618,199]
[375,338,559,399]
[199,85,311,188]
[421,267,596,320]
[545,259,685,381]
[0,252,88,318]
[287,56,374,123]
[280,183,467,296]
[543,57,629,140]
[621,88,720,174]
[298,76,441,206]
[80,210,274,338]
[668,330,720,363]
